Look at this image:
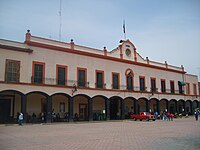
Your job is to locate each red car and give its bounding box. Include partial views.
[130,112,156,121]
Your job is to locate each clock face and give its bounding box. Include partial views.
[125,49,131,57]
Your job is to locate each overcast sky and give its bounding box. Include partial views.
[0,0,200,80]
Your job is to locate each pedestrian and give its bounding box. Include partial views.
[40,112,45,123]
[18,112,23,126]
[194,111,198,121]
[32,113,36,123]
[155,111,158,120]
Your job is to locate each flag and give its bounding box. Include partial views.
[123,20,125,34]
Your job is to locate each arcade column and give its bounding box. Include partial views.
[88,98,93,121]
[68,97,74,122]
[105,99,110,120]
[46,96,52,123]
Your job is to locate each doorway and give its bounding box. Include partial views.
[0,99,11,123]
[110,98,120,120]
[79,104,87,121]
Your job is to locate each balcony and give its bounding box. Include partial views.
[95,83,106,89]
[30,77,187,95]
[150,88,158,93]
[31,77,90,88]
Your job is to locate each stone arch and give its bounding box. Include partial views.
[109,96,123,120]
[193,100,199,110]
[124,97,136,118]
[177,99,185,114]
[138,97,148,112]
[92,95,107,121]
[169,99,177,114]
[73,94,91,121]
[160,99,168,113]
[26,91,49,123]
[0,90,25,123]
[185,100,192,115]
[50,93,72,122]
[149,98,159,113]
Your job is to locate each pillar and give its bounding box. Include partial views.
[121,99,125,120]
[46,96,52,123]
[175,101,178,113]
[88,98,93,121]
[167,100,170,113]
[21,95,27,122]
[105,99,110,120]
[146,100,149,112]
[190,101,193,115]
[183,101,186,115]
[134,99,138,114]
[68,97,74,122]
[157,100,160,114]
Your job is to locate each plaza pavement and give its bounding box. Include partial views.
[0,117,199,150]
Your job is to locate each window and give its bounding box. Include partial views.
[150,78,156,92]
[161,79,166,93]
[59,102,65,112]
[57,65,67,86]
[127,76,133,90]
[186,83,190,95]
[96,70,104,88]
[126,69,134,90]
[125,49,131,57]
[170,80,175,93]
[139,76,145,91]
[112,73,119,89]
[5,59,20,82]
[178,81,184,94]
[77,68,87,87]
[32,61,45,84]
[193,84,197,95]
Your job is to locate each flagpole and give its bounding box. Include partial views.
[123,20,126,40]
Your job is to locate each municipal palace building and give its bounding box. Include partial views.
[0,30,199,123]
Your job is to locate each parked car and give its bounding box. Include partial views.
[130,112,156,121]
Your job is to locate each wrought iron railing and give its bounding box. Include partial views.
[30,77,186,95]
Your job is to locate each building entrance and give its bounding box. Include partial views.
[79,104,87,121]
[110,98,120,120]
[0,99,11,123]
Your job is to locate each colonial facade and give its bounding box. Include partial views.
[0,30,199,123]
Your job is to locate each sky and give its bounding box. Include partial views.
[0,0,200,80]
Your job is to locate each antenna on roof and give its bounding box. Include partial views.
[59,0,62,41]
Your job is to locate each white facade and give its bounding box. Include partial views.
[0,31,199,123]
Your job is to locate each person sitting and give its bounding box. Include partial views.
[32,113,36,123]
[74,113,78,121]
[64,112,69,122]
[56,113,60,121]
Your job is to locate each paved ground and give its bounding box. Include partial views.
[0,117,199,150]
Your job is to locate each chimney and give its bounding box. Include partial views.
[104,47,107,56]
[146,57,149,64]
[165,61,168,68]
[70,39,74,49]
[25,30,31,42]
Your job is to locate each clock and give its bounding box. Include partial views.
[125,49,131,57]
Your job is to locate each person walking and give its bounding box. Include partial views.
[194,111,198,121]
[18,113,23,126]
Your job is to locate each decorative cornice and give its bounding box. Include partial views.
[0,44,33,53]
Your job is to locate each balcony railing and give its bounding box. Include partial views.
[95,83,106,89]
[31,77,90,88]
[30,77,187,95]
[150,88,158,93]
